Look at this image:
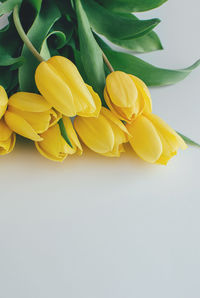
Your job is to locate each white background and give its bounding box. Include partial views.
[0,1,200,297]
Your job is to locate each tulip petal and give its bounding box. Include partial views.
[126,115,162,163]
[145,113,187,150]
[104,88,127,120]
[74,114,115,154]
[0,118,12,141]
[4,111,43,141]
[49,109,62,127]
[101,107,130,137]
[77,84,101,118]
[0,86,8,119]
[62,117,83,156]
[35,61,76,116]
[35,124,72,161]
[0,133,16,155]
[8,106,51,134]
[104,88,144,122]
[129,74,152,113]
[106,71,138,108]
[8,92,52,112]
[156,132,177,165]
[47,56,96,113]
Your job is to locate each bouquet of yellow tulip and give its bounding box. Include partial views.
[0,0,199,164]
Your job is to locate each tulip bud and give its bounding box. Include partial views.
[126,113,187,164]
[35,56,101,117]
[4,92,61,141]
[35,117,82,162]
[104,71,152,123]
[0,119,16,155]
[74,107,130,157]
[0,86,8,120]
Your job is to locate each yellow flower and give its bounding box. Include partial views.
[0,118,16,155]
[35,117,82,162]
[35,56,101,117]
[74,107,130,157]
[104,71,152,123]
[4,92,61,141]
[0,85,8,119]
[126,113,187,165]
[0,86,16,155]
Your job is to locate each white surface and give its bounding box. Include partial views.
[0,1,200,298]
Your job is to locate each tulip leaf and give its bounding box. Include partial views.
[0,0,21,15]
[0,15,24,91]
[83,0,160,40]
[26,0,42,13]
[101,13,163,53]
[110,31,163,52]
[178,133,200,148]
[96,0,167,13]
[40,30,69,60]
[58,119,73,148]
[18,0,61,92]
[75,0,105,96]
[97,37,200,86]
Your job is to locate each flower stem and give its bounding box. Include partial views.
[13,5,44,62]
[102,51,114,72]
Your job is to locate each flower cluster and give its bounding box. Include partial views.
[0,56,186,164]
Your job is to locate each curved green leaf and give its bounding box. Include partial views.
[83,0,160,40]
[18,1,61,92]
[0,0,21,15]
[40,28,72,60]
[97,37,200,86]
[26,0,42,13]
[109,31,163,52]
[102,13,163,53]
[75,0,105,96]
[178,133,200,148]
[97,0,167,13]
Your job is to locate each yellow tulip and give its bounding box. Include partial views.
[0,118,16,155]
[74,107,130,157]
[104,71,152,123]
[126,113,187,165]
[35,117,82,162]
[4,92,61,142]
[35,56,101,117]
[0,85,8,119]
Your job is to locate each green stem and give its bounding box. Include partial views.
[13,5,44,62]
[102,51,114,72]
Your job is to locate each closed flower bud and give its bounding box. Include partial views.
[35,56,101,117]
[104,71,152,123]
[74,107,130,157]
[0,86,8,120]
[4,92,61,142]
[126,113,187,165]
[35,117,82,162]
[0,118,16,155]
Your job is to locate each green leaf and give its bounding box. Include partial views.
[96,0,167,13]
[40,30,70,60]
[0,0,21,15]
[74,0,105,96]
[97,37,200,86]
[26,0,42,13]
[83,0,160,40]
[178,133,200,148]
[0,15,24,91]
[101,13,163,53]
[58,118,73,148]
[109,31,163,52]
[18,0,61,92]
